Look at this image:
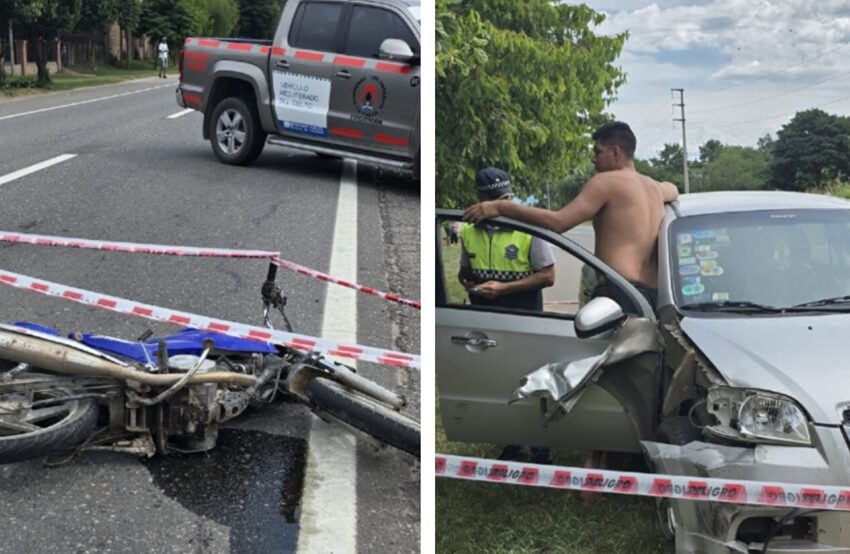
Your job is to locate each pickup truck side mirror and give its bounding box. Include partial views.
[574,297,626,339]
[379,38,417,64]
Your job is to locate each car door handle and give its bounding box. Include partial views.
[336,69,351,79]
[275,60,290,68]
[451,336,497,348]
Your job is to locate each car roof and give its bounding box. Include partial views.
[672,190,850,217]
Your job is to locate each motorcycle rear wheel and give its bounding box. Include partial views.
[305,378,420,457]
[0,384,99,463]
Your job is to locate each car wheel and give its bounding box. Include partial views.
[208,97,266,165]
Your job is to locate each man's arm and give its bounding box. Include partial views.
[659,181,679,203]
[464,176,608,234]
[472,264,555,300]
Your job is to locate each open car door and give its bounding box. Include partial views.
[436,210,659,453]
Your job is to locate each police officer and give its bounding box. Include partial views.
[459,168,555,311]
[457,167,556,464]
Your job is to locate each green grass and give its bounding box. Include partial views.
[1,61,159,97]
[436,402,668,553]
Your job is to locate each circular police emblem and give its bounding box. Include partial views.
[504,244,519,260]
[353,76,387,116]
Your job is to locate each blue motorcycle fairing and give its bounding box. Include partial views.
[13,322,276,363]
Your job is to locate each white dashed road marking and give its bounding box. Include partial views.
[0,154,78,187]
[0,83,172,122]
[297,159,359,553]
[167,108,194,120]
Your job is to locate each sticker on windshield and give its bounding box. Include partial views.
[712,292,730,301]
[701,266,724,277]
[678,256,697,266]
[715,230,730,242]
[693,230,715,240]
[677,234,693,245]
[677,245,693,257]
[679,264,701,276]
[681,276,701,285]
[696,250,718,260]
[272,71,331,138]
[699,259,717,269]
[682,283,705,296]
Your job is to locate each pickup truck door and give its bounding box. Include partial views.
[329,3,420,158]
[435,210,658,453]
[269,0,345,143]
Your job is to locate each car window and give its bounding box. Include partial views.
[669,209,850,308]
[346,5,420,58]
[289,2,344,52]
[437,217,594,317]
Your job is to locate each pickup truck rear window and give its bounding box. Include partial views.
[289,2,344,52]
[346,5,419,58]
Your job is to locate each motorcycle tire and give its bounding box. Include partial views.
[0,386,99,464]
[305,378,420,457]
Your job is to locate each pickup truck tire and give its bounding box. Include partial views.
[305,377,420,457]
[208,97,266,165]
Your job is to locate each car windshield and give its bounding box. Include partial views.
[669,208,850,311]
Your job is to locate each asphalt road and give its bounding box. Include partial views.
[0,77,420,553]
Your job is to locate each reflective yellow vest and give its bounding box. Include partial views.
[460,223,534,282]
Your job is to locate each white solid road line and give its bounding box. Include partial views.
[0,83,172,122]
[166,108,194,120]
[297,159,359,554]
[0,154,78,187]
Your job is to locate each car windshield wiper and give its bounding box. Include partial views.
[790,295,850,309]
[683,300,783,313]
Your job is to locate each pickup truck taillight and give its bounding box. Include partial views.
[178,50,184,82]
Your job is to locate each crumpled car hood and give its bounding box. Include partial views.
[681,314,850,424]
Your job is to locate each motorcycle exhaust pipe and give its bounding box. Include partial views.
[0,329,257,387]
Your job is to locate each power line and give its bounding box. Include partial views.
[706,92,850,129]
[690,69,850,115]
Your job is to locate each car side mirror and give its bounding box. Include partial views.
[574,297,626,339]
[379,38,416,64]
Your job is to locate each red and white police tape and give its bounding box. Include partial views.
[0,268,420,369]
[437,454,850,511]
[0,231,420,310]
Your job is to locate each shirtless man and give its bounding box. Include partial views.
[464,121,679,313]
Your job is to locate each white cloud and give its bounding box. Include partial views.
[582,0,850,157]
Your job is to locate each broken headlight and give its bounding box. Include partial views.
[705,387,811,446]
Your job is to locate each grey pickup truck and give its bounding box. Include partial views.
[176,0,421,179]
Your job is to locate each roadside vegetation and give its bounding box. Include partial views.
[0,0,285,91]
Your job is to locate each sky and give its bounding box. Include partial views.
[581,0,850,159]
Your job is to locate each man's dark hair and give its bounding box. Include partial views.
[592,121,636,159]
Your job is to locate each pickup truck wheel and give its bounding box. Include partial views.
[209,97,266,165]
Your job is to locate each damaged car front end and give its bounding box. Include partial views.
[643,192,850,553]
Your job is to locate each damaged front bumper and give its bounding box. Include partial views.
[643,425,850,553]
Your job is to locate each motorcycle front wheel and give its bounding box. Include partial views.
[0,383,99,463]
[305,378,420,457]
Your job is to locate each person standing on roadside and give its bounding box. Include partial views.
[158,37,169,79]
[464,121,679,314]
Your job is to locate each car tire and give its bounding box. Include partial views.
[208,96,266,165]
[654,416,702,546]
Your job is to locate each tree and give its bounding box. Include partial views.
[204,0,238,37]
[14,0,83,83]
[139,0,209,53]
[698,139,724,165]
[694,146,768,192]
[769,109,850,191]
[235,0,283,38]
[116,0,141,66]
[436,0,627,207]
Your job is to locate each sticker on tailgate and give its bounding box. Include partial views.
[272,71,330,138]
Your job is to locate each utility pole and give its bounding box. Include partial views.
[672,88,690,194]
[8,22,14,72]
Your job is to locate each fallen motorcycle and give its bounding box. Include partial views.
[0,265,419,463]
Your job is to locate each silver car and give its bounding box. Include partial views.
[436,191,850,553]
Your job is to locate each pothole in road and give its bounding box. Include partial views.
[144,429,307,554]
